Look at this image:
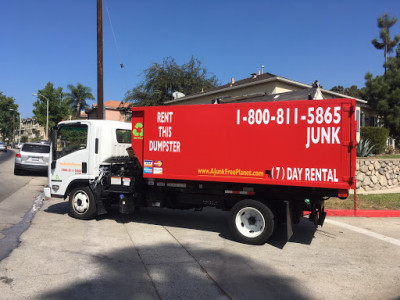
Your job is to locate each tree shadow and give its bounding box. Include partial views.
[38,244,309,299]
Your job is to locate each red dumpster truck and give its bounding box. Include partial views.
[45,98,356,244]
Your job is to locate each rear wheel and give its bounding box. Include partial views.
[69,186,97,220]
[229,199,275,245]
[14,166,21,175]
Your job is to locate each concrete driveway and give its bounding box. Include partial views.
[0,195,399,299]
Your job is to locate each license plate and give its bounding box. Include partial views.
[31,157,40,161]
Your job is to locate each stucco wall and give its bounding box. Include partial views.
[356,158,400,192]
[105,109,126,122]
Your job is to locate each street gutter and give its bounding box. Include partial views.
[0,193,44,261]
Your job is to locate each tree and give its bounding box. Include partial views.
[125,56,218,106]
[64,83,95,118]
[33,82,71,135]
[330,85,364,99]
[0,92,18,142]
[364,45,400,142]
[330,85,345,94]
[371,13,400,74]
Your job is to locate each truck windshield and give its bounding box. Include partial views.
[56,124,88,159]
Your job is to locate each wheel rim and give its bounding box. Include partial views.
[235,207,265,238]
[73,191,90,214]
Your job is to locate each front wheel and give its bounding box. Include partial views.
[229,200,275,245]
[69,186,97,220]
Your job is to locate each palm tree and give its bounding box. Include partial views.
[65,83,95,118]
[372,13,400,74]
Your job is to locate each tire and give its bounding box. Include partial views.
[69,186,97,220]
[14,167,21,175]
[229,199,275,245]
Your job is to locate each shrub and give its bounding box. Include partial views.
[360,127,389,154]
[386,145,395,154]
[357,138,375,157]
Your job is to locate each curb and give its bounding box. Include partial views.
[326,209,400,217]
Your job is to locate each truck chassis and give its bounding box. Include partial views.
[66,159,333,245]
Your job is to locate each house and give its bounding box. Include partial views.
[17,117,45,142]
[85,100,131,122]
[165,71,376,127]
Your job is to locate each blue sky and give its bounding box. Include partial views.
[1,0,399,118]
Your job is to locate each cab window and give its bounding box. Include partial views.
[116,129,131,144]
[56,124,88,159]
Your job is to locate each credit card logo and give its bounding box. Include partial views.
[144,160,153,167]
[144,167,153,174]
[153,160,163,167]
[153,167,163,175]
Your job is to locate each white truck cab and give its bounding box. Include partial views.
[46,120,132,198]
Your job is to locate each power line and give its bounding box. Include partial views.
[105,2,129,93]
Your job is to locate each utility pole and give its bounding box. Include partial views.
[97,0,104,120]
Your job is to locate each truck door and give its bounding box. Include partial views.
[341,101,357,189]
[49,123,90,196]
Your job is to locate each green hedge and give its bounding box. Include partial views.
[360,127,389,154]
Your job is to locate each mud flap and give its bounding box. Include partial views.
[285,201,293,240]
[309,200,326,226]
[94,187,107,215]
[318,202,326,226]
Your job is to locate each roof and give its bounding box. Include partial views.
[206,72,277,94]
[104,100,130,108]
[166,72,279,104]
[222,88,324,103]
[58,119,131,129]
[90,100,130,109]
[165,72,367,105]
[86,100,131,114]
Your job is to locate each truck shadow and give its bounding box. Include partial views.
[44,203,316,248]
[104,207,317,249]
[38,244,310,299]
[44,201,69,215]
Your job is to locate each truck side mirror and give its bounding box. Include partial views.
[51,160,57,170]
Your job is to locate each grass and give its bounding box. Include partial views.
[374,154,400,159]
[358,154,400,159]
[325,193,400,210]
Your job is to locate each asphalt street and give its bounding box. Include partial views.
[0,149,44,204]
[0,149,47,261]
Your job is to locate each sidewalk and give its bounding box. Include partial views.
[352,186,400,195]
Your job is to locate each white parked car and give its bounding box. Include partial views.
[14,142,50,175]
[0,142,7,152]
